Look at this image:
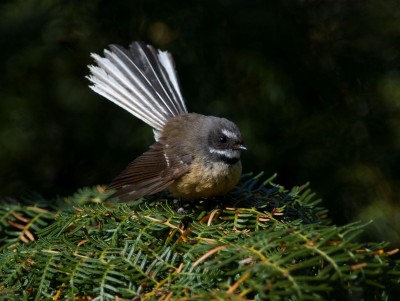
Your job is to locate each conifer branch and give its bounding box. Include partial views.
[0,174,399,300]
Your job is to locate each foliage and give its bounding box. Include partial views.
[1,174,399,300]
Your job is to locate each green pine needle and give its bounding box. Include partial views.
[0,174,399,300]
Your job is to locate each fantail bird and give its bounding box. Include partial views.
[87,41,246,201]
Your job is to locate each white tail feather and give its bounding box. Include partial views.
[88,66,165,130]
[107,47,177,118]
[87,42,188,134]
[157,51,187,112]
[125,46,181,117]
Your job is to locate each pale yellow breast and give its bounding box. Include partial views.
[168,158,242,199]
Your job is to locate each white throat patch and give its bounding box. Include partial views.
[209,147,240,159]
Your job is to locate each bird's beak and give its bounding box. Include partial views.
[234,143,247,151]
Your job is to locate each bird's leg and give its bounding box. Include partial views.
[176,197,187,215]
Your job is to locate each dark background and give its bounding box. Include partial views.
[1,0,399,246]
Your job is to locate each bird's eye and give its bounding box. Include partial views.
[219,135,227,143]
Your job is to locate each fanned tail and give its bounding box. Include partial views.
[87,41,188,134]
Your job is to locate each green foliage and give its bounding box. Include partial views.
[0,174,399,300]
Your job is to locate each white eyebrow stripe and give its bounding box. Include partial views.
[221,129,238,140]
[209,147,240,159]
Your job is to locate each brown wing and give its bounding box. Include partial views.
[107,138,191,201]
